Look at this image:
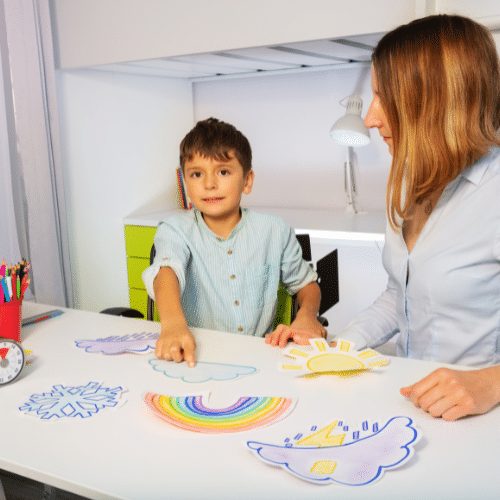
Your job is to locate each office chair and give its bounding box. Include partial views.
[283,234,339,328]
[103,234,339,326]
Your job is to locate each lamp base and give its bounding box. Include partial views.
[344,203,357,214]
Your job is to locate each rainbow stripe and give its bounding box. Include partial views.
[145,393,296,434]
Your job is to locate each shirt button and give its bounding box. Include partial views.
[230,275,236,280]
[234,301,239,306]
[238,327,243,332]
[217,237,223,242]
[228,249,233,255]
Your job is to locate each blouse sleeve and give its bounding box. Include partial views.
[337,275,400,350]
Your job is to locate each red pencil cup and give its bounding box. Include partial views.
[0,299,22,342]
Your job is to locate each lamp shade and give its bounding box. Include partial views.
[329,95,370,147]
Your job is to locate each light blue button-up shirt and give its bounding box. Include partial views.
[142,208,317,336]
[341,148,500,367]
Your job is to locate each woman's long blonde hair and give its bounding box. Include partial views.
[373,15,500,230]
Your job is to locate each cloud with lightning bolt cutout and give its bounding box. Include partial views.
[247,416,421,485]
[279,338,389,375]
[75,332,159,355]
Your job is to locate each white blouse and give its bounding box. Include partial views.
[340,148,500,368]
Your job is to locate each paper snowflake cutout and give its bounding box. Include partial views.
[75,332,159,354]
[280,338,389,375]
[20,382,126,420]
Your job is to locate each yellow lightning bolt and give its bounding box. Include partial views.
[295,420,345,447]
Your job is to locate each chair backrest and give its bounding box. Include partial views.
[316,248,339,315]
[289,234,339,324]
[147,244,156,321]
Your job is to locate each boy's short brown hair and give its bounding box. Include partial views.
[180,118,252,175]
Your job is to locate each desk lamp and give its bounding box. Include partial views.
[329,95,370,213]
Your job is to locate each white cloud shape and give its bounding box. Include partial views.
[149,359,258,383]
[247,416,420,486]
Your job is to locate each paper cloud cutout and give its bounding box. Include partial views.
[247,416,420,486]
[148,359,257,383]
[75,332,159,355]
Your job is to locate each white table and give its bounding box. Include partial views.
[1,302,498,500]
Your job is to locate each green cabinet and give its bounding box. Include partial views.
[124,225,159,321]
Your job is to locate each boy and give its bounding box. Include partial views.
[142,118,326,366]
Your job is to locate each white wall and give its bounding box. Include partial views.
[55,63,392,314]
[193,66,392,212]
[193,67,392,336]
[0,35,22,265]
[56,69,193,312]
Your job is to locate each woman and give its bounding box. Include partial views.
[268,14,500,421]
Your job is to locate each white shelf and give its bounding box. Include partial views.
[124,207,386,241]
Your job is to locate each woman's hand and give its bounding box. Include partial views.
[400,366,500,421]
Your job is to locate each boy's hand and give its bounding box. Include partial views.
[155,326,197,367]
[290,313,327,339]
[265,324,325,348]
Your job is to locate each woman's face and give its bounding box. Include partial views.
[364,66,393,156]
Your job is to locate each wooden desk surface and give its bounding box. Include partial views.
[1,302,498,500]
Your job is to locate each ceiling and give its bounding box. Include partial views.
[84,32,383,80]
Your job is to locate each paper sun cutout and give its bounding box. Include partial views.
[145,393,296,433]
[75,332,159,354]
[280,338,389,374]
[247,416,420,485]
[149,359,257,383]
[20,382,126,420]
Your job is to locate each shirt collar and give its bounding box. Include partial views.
[459,147,499,186]
[194,207,247,241]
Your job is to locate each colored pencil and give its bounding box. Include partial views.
[1,277,10,302]
[22,309,63,327]
[20,278,30,299]
[0,259,31,302]
[11,267,17,299]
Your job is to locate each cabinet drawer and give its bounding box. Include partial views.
[129,288,160,322]
[125,225,157,258]
[127,257,150,289]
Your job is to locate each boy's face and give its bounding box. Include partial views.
[183,151,254,232]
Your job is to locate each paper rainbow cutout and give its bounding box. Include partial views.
[145,393,296,434]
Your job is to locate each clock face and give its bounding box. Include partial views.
[0,339,25,385]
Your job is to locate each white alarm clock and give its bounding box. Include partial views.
[0,338,25,386]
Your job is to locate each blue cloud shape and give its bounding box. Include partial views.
[148,360,257,383]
